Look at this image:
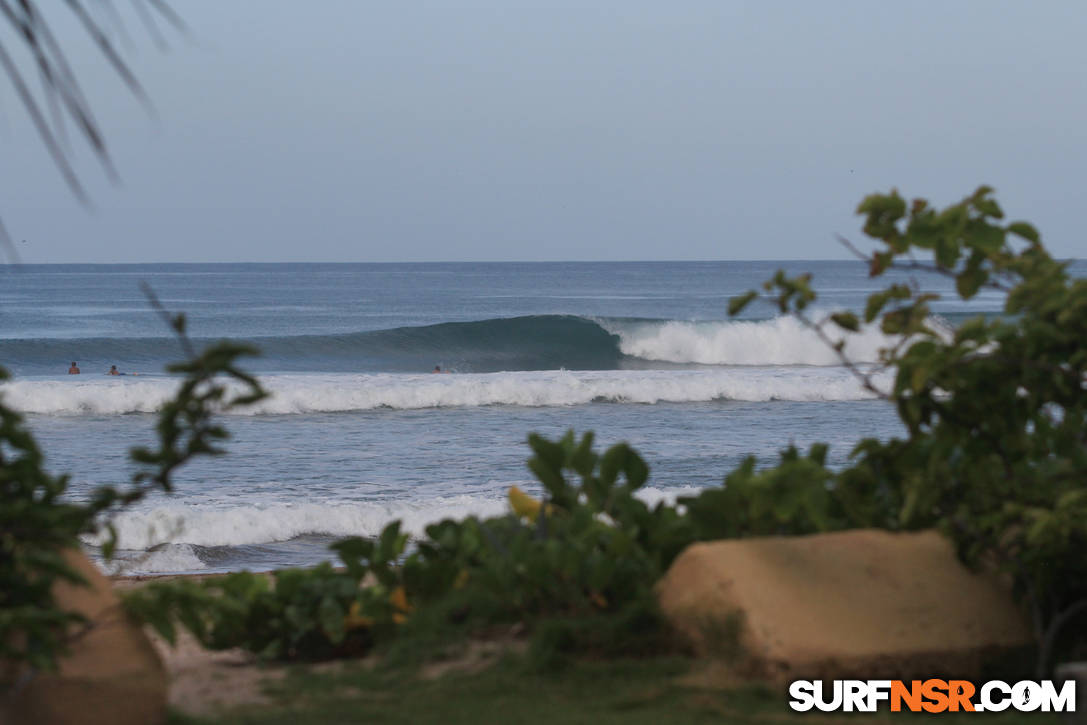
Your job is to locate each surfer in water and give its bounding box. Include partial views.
[108,365,139,376]
[433,365,450,374]
[68,361,80,374]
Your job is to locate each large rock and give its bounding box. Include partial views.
[1,550,167,725]
[657,529,1034,683]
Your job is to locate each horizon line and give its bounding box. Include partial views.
[4,257,1083,266]
[0,257,871,266]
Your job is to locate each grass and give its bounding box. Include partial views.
[166,653,1059,725]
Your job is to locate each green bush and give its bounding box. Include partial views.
[125,563,388,661]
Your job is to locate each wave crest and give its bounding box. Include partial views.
[608,316,893,366]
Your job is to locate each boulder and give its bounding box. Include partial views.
[1,550,167,725]
[657,529,1034,684]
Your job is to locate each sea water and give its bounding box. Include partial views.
[2,260,1066,574]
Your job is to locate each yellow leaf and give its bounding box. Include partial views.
[343,601,373,631]
[508,485,552,521]
[389,585,412,613]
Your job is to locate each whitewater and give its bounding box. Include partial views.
[4,367,888,415]
[604,314,895,366]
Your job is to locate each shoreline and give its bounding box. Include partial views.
[111,570,251,590]
[110,567,341,590]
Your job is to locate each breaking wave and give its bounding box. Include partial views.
[93,495,511,550]
[605,315,893,366]
[86,486,704,573]
[2,313,904,375]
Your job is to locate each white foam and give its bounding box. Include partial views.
[89,496,510,550]
[85,485,702,555]
[609,316,895,366]
[98,543,208,575]
[636,485,703,507]
[3,367,888,416]
[4,378,174,415]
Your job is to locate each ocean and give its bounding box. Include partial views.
[2,260,1057,575]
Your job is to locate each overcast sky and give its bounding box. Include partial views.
[1,1,1085,263]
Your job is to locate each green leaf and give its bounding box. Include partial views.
[865,291,890,323]
[1007,221,1040,243]
[955,267,987,299]
[830,312,860,332]
[101,522,118,560]
[378,521,404,561]
[974,197,1003,219]
[968,221,1005,252]
[728,290,758,316]
[569,433,597,477]
[935,237,960,268]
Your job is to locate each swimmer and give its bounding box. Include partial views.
[68,361,80,375]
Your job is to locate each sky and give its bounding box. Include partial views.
[1,1,1085,263]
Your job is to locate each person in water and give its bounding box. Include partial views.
[433,365,441,373]
[108,365,139,376]
[68,361,80,374]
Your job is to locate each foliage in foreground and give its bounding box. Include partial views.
[0,302,266,686]
[731,186,1087,673]
[129,187,1086,677]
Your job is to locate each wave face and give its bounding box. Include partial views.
[3,368,887,415]
[1,315,623,375]
[2,313,906,375]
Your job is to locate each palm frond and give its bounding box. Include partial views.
[0,1,181,259]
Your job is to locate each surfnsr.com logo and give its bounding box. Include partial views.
[788,679,1076,713]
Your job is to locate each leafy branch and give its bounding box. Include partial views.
[728,186,1087,675]
[0,1,183,259]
